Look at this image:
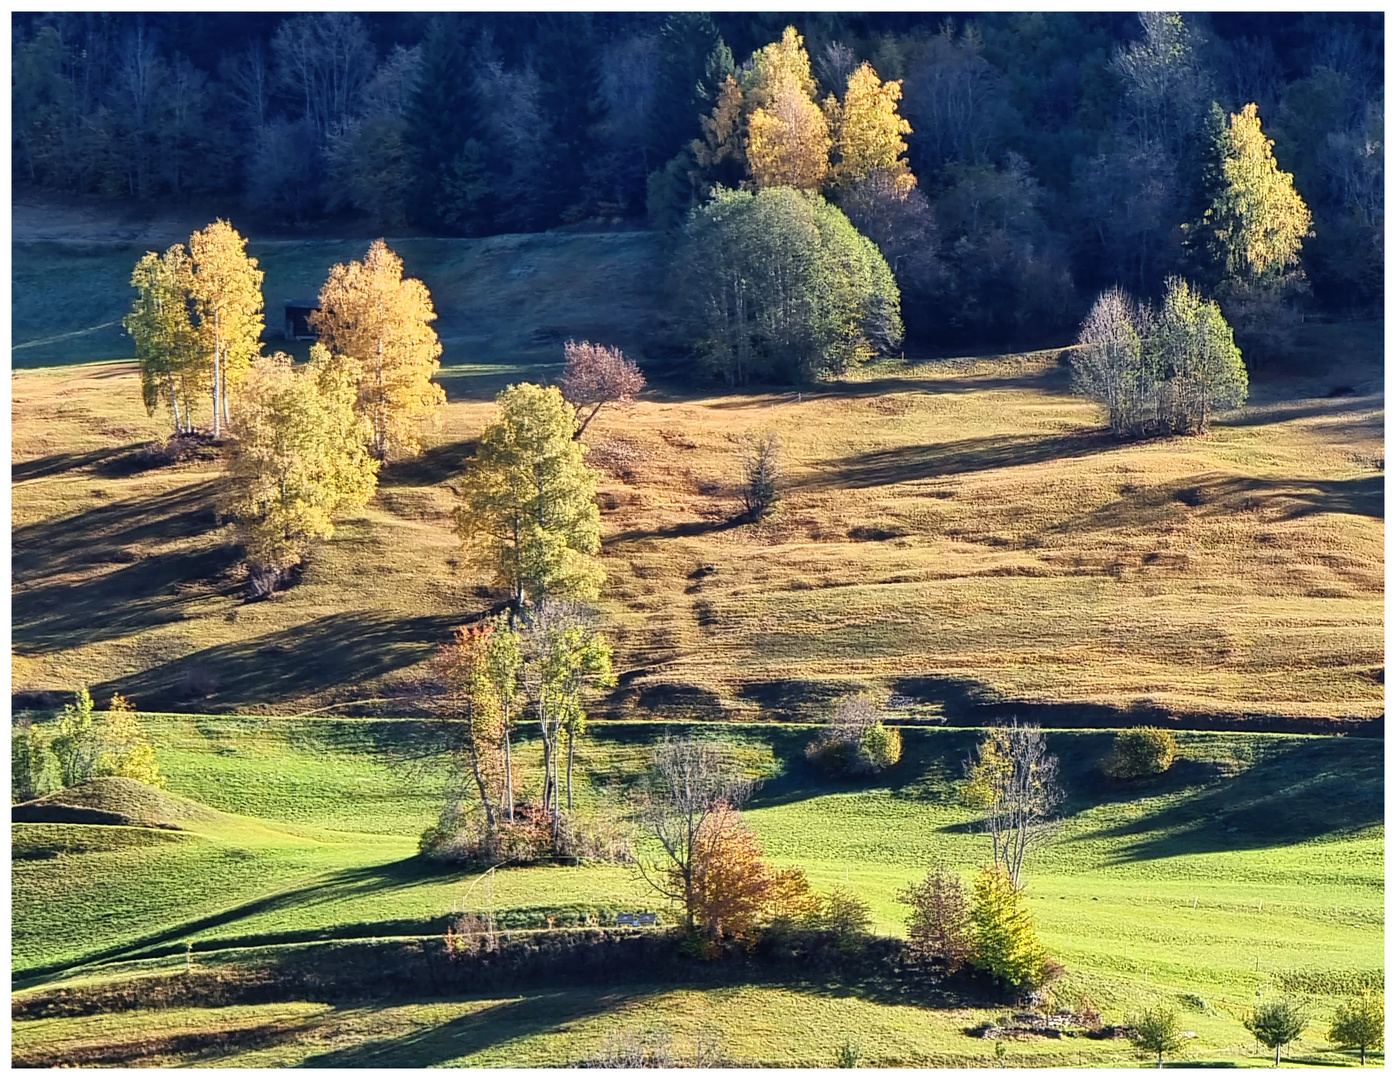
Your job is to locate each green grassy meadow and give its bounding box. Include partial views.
[11,717,1383,1066]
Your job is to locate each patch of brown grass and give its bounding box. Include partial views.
[11,326,1383,724]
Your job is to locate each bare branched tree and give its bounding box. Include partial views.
[635,736,753,931]
[961,720,1063,887]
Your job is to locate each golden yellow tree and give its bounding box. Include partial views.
[188,220,265,438]
[825,62,914,195]
[1199,103,1312,288]
[742,27,829,191]
[220,347,379,587]
[100,694,163,788]
[311,239,445,460]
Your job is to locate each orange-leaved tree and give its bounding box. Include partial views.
[311,239,445,461]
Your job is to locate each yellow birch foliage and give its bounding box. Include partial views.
[221,347,379,571]
[825,62,915,194]
[100,694,163,788]
[188,220,265,436]
[743,27,829,191]
[1204,103,1312,286]
[747,86,830,191]
[125,244,204,433]
[311,239,445,461]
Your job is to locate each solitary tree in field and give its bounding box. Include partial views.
[220,348,379,591]
[1329,988,1383,1066]
[1131,1006,1185,1068]
[455,382,604,610]
[126,245,202,434]
[188,220,265,438]
[961,722,1063,888]
[1245,997,1308,1067]
[1073,285,1155,438]
[558,340,646,441]
[311,239,445,461]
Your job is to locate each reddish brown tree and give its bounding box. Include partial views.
[899,865,973,972]
[558,340,646,440]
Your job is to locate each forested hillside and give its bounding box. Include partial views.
[12,12,1383,347]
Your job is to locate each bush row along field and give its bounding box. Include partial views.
[11,717,1382,1066]
[10,235,1384,729]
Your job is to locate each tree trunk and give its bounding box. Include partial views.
[565,725,575,812]
[1274,1044,1280,1067]
[212,348,221,438]
[502,711,514,823]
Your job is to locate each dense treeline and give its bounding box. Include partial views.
[13,11,1383,342]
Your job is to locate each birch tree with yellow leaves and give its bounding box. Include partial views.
[310,239,445,461]
[742,27,829,191]
[188,220,265,438]
[125,244,204,434]
[825,62,915,196]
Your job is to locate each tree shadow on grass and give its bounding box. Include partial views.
[809,432,1113,490]
[1077,737,1384,863]
[378,439,478,489]
[12,479,222,581]
[13,544,240,656]
[13,856,463,982]
[90,611,466,712]
[300,988,648,1067]
[12,445,141,483]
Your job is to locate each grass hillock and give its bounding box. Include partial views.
[15,777,219,829]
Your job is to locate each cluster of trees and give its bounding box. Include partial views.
[1072,277,1248,437]
[17,12,1380,343]
[125,225,444,591]
[12,689,163,801]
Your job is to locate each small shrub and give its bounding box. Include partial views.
[858,722,902,771]
[806,696,900,776]
[1103,727,1178,779]
[835,1041,863,1068]
[898,866,972,972]
[742,431,781,521]
[819,888,872,951]
[589,1025,675,1068]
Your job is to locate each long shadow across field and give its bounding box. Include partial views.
[1080,737,1384,863]
[811,432,1113,489]
[90,611,467,712]
[12,856,462,982]
[300,989,647,1067]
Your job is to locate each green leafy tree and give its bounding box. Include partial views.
[1104,727,1178,779]
[220,348,379,586]
[126,245,203,434]
[518,600,615,831]
[1131,1006,1185,1068]
[969,864,1048,990]
[1149,276,1247,433]
[678,186,901,384]
[12,720,60,803]
[455,382,605,609]
[1329,988,1383,1066]
[1245,997,1308,1067]
[51,687,100,789]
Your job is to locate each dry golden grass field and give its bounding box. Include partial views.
[11,318,1383,729]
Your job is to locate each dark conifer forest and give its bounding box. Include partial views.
[13,12,1382,349]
